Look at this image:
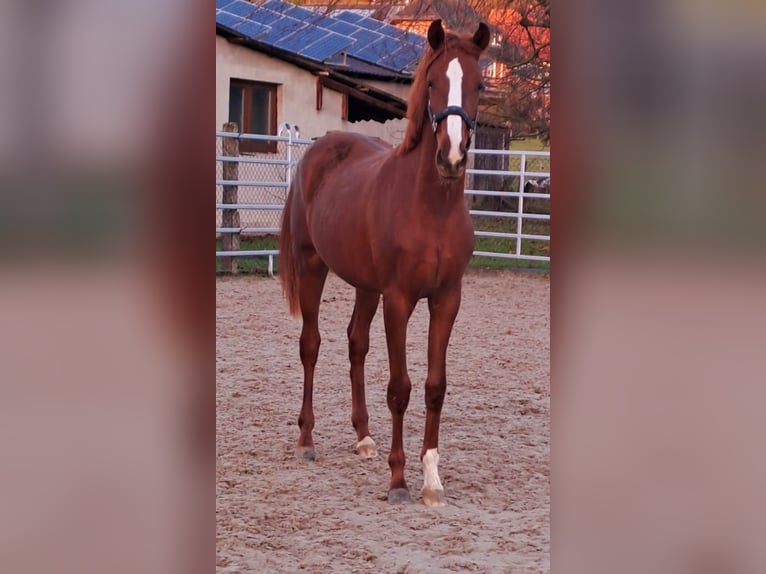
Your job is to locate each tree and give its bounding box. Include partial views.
[480,0,550,143]
[388,0,550,142]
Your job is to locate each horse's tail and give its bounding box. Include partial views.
[279,185,301,317]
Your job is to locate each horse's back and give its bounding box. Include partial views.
[297,131,391,203]
[294,130,392,236]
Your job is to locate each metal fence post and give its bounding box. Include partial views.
[221,122,240,273]
[278,123,301,190]
[517,151,527,257]
[272,124,301,277]
[286,125,293,191]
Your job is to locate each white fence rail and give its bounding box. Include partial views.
[466,149,550,262]
[216,128,549,273]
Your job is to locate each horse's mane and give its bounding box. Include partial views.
[397,32,484,156]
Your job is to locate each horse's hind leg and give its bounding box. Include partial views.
[347,288,380,458]
[382,290,417,503]
[295,250,328,461]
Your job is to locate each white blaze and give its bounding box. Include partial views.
[422,448,443,492]
[445,58,464,165]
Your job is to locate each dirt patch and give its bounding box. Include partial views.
[217,269,549,573]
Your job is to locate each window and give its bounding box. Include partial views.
[228,80,278,153]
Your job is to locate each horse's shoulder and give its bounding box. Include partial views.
[308,131,391,167]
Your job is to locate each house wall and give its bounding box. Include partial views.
[216,34,407,145]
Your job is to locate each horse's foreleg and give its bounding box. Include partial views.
[347,288,381,458]
[295,252,328,460]
[421,287,462,506]
[382,291,416,503]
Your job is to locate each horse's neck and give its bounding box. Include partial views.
[409,125,466,209]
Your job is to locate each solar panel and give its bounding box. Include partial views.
[373,20,395,33]
[333,11,365,24]
[216,0,427,74]
[262,0,299,17]
[246,6,282,26]
[224,0,258,18]
[304,14,337,30]
[382,46,423,72]
[236,19,270,39]
[279,3,318,22]
[377,31,424,71]
[353,37,400,66]
[216,12,246,30]
[375,36,401,56]
[256,16,308,45]
[355,17,386,32]
[378,21,410,37]
[277,26,329,52]
[405,31,428,48]
[300,33,355,61]
[348,27,384,47]
[325,19,357,36]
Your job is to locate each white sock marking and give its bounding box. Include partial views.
[445,58,464,166]
[422,448,443,491]
[357,436,375,449]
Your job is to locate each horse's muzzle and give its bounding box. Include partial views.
[436,149,467,179]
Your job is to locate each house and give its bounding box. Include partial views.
[215,0,430,146]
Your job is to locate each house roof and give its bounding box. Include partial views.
[216,0,509,129]
[215,0,426,78]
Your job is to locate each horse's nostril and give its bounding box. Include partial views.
[450,154,466,170]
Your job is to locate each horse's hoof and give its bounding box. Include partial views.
[295,446,315,461]
[355,436,377,459]
[387,488,412,504]
[422,488,446,507]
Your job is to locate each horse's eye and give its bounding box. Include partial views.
[427,80,433,88]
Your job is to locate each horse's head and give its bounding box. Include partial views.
[425,20,490,180]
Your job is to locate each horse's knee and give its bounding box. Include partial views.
[424,375,447,412]
[387,376,412,414]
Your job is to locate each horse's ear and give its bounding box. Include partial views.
[473,22,491,51]
[428,19,445,50]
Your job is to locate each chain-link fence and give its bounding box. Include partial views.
[216,127,311,233]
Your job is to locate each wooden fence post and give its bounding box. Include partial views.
[221,122,240,274]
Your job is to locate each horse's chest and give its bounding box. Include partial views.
[408,238,470,292]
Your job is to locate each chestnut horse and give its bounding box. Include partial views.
[279,20,490,506]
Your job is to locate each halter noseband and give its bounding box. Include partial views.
[426,81,479,148]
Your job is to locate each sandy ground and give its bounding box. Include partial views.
[216,269,549,573]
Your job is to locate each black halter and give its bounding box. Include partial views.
[426,88,479,148]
